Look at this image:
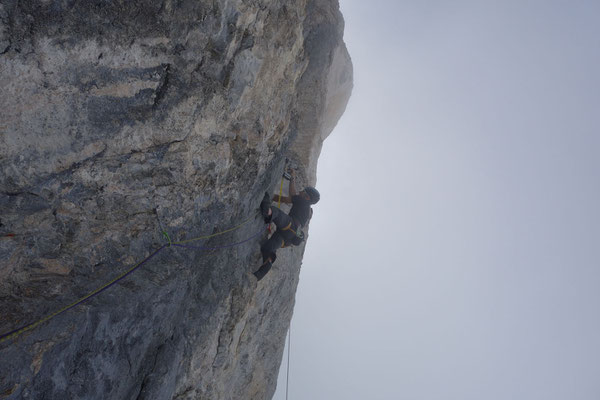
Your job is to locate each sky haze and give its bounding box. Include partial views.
[275,1,600,399]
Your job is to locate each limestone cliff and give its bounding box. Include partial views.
[0,0,352,399]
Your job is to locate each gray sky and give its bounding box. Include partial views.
[275,1,600,399]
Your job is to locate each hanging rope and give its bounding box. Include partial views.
[278,175,284,209]
[0,245,167,344]
[0,214,265,345]
[278,158,288,209]
[286,322,292,400]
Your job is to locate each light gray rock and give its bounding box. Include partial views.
[0,0,352,399]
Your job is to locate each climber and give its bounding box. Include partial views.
[253,170,320,280]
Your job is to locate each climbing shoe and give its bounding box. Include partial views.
[253,260,272,281]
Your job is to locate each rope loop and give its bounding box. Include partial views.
[0,212,262,344]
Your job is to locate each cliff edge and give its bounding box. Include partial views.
[0,0,352,399]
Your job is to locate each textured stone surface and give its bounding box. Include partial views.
[0,0,351,399]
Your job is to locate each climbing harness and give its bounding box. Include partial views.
[281,222,305,241]
[0,213,266,345]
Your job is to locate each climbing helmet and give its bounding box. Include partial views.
[303,186,320,204]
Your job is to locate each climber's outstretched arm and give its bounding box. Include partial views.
[288,170,297,197]
[272,194,292,204]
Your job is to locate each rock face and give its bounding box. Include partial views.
[0,1,352,399]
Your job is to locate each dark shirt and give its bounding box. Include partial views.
[289,195,311,227]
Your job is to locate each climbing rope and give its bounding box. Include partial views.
[171,213,258,245]
[0,214,265,345]
[286,322,292,400]
[0,245,167,344]
[172,227,263,251]
[278,175,284,209]
[162,231,172,246]
[278,158,289,209]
